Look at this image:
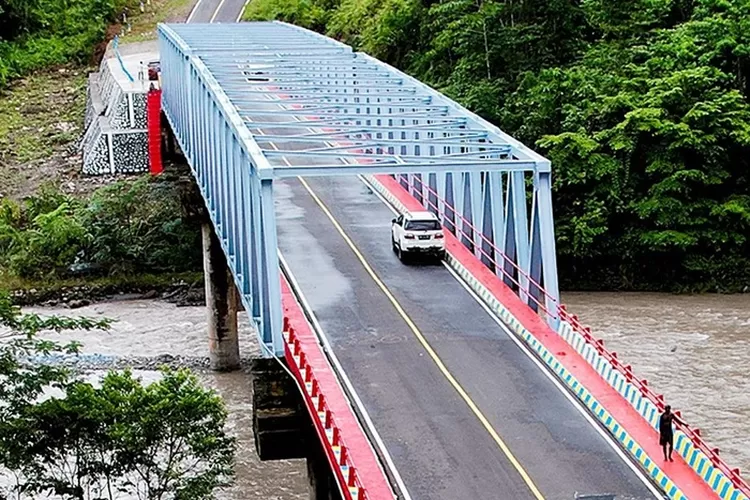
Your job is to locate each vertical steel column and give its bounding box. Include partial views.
[536,168,560,327]
[444,172,456,235]
[489,172,505,274]
[510,171,530,301]
[209,102,219,219]
[479,173,493,268]
[185,53,194,160]
[259,178,283,354]
[236,150,251,300]
[249,174,263,321]
[527,188,543,312]
[469,171,483,258]
[427,173,439,216]
[436,172,447,220]
[454,172,466,244]
[220,121,230,243]
[226,125,237,260]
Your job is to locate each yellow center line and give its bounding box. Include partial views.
[295,176,546,500]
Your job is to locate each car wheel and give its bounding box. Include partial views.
[391,236,398,253]
[437,250,446,261]
[397,246,406,263]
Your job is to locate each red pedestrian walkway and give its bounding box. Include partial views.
[375,173,720,500]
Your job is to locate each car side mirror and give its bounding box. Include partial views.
[392,218,397,224]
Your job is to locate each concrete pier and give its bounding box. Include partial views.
[251,358,309,460]
[251,358,342,500]
[202,222,241,371]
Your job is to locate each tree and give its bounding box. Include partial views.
[13,370,235,500]
[0,290,110,498]
[192,0,750,291]
[0,292,236,499]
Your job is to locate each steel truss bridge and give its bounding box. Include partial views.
[159,21,558,355]
[156,20,741,500]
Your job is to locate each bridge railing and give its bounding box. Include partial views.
[397,173,750,497]
[398,174,557,318]
[558,305,750,496]
[285,321,369,500]
[112,35,135,83]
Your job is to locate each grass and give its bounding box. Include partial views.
[0,68,88,198]
[0,69,87,164]
[120,0,196,44]
[0,0,195,201]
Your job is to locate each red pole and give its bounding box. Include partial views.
[147,86,163,175]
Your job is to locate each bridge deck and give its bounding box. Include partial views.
[276,175,656,500]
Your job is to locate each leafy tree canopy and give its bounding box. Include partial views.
[246,0,750,291]
[0,292,236,499]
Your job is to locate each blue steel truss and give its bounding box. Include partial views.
[158,21,559,355]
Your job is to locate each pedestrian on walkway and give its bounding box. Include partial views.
[659,405,681,461]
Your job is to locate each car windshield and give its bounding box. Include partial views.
[405,220,440,231]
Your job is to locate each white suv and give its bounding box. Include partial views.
[391,211,445,262]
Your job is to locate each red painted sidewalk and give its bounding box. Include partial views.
[281,276,395,500]
[374,174,719,499]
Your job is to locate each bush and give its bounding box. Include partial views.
[0,178,202,280]
[79,177,202,275]
[0,0,140,86]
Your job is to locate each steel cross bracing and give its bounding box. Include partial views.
[157,21,560,355]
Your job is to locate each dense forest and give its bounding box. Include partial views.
[246,0,750,292]
[0,0,137,86]
[1,0,749,292]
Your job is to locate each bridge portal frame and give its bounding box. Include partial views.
[158,21,559,356]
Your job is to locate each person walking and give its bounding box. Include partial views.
[659,405,681,461]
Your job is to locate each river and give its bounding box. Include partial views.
[564,292,750,473]
[12,291,750,497]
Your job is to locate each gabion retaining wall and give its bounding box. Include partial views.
[81,56,150,175]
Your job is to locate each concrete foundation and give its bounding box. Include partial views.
[202,222,241,371]
[251,358,343,499]
[252,358,310,461]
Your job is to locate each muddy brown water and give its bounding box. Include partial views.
[563,292,750,473]
[8,292,750,497]
[7,299,307,500]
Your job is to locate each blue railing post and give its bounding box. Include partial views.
[112,36,135,83]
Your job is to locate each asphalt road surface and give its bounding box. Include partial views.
[275,174,658,500]
[187,0,245,23]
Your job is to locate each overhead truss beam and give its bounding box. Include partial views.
[157,21,559,357]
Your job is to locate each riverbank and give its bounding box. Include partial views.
[6,271,204,307]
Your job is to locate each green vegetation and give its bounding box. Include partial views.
[0,177,203,284]
[0,292,236,499]
[246,0,750,292]
[0,0,141,87]
[0,70,87,184]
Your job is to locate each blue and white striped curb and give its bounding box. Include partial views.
[363,174,703,500]
[558,322,746,500]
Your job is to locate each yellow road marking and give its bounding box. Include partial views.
[296,176,546,500]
